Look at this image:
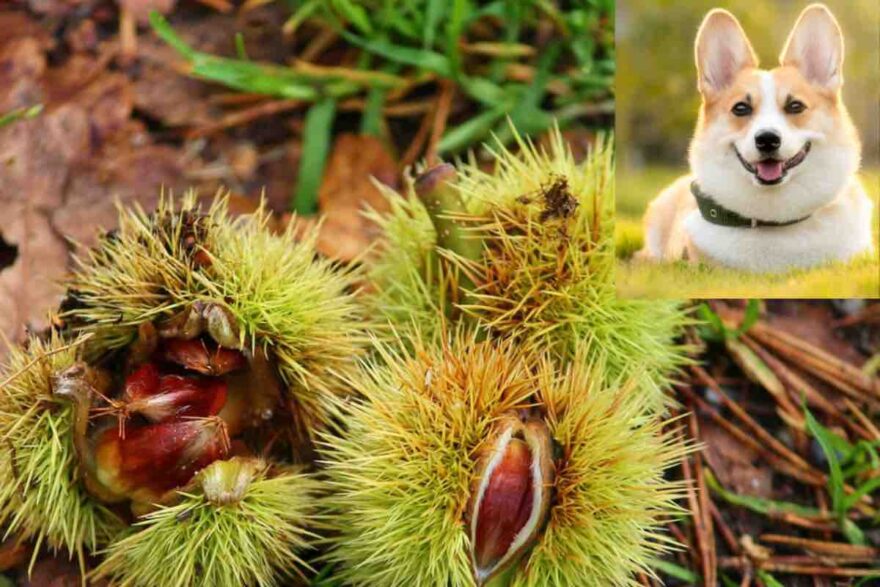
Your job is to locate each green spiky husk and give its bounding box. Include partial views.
[64,193,369,433]
[0,334,123,562]
[93,460,319,586]
[320,332,689,587]
[365,132,690,412]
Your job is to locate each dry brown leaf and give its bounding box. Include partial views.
[0,37,47,113]
[133,62,214,127]
[0,535,30,573]
[54,145,184,247]
[766,302,865,365]
[700,415,773,499]
[312,133,398,261]
[0,12,188,354]
[26,0,100,18]
[0,203,69,347]
[0,107,89,346]
[117,0,177,23]
[19,551,84,587]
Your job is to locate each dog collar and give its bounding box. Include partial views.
[690,182,811,228]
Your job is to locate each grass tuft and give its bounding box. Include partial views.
[150,3,615,210]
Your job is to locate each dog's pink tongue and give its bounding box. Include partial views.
[756,160,783,182]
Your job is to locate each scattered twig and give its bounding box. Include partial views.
[719,557,879,577]
[425,80,455,167]
[187,99,305,138]
[759,534,880,559]
[678,384,824,487]
[709,500,739,555]
[688,408,717,587]
[400,102,437,170]
[119,7,136,64]
[194,0,233,12]
[691,365,820,478]
[746,321,880,402]
[831,304,880,328]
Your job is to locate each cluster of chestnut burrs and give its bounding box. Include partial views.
[0,133,688,587]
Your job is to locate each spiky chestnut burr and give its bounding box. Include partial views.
[64,193,369,436]
[0,323,314,584]
[320,332,690,586]
[0,193,361,578]
[92,457,319,587]
[365,131,689,411]
[0,334,123,565]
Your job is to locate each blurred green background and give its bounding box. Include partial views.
[617,0,879,173]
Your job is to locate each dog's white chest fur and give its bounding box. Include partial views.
[683,179,874,272]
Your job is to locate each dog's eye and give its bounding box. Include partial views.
[785,100,807,114]
[731,102,752,117]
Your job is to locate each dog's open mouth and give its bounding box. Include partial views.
[735,142,811,185]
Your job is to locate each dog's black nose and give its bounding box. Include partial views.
[755,130,781,153]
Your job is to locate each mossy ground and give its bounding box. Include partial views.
[615,167,880,298]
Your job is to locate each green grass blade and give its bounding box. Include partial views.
[705,468,822,518]
[0,104,42,129]
[843,477,880,511]
[293,97,337,214]
[445,0,469,78]
[338,30,452,76]
[803,406,868,545]
[360,85,386,138]
[756,570,785,587]
[234,32,249,61]
[804,407,846,513]
[151,11,376,101]
[331,0,373,36]
[733,299,760,337]
[423,0,446,48]
[652,560,698,583]
[840,518,867,546]
[438,106,508,154]
[697,303,727,342]
[149,11,196,58]
[285,0,321,36]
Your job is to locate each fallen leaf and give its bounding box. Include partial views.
[312,133,398,261]
[0,11,188,354]
[19,551,83,587]
[764,301,865,365]
[0,202,69,346]
[54,144,185,247]
[132,62,214,127]
[0,37,47,113]
[26,0,99,18]
[700,414,773,499]
[0,535,29,572]
[117,0,177,24]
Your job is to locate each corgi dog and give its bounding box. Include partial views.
[637,4,874,272]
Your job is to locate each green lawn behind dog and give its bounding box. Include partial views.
[615,167,880,298]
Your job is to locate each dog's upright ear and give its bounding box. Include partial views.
[780,4,844,92]
[695,9,757,98]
